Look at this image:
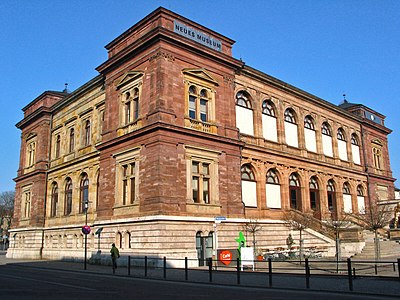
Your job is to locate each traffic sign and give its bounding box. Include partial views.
[214,216,226,223]
[82,225,91,235]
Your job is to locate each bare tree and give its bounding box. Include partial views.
[0,190,14,236]
[324,212,352,272]
[243,219,262,257]
[351,202,393,261]
[283,210,313,263]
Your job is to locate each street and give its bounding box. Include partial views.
[0,262,397,300]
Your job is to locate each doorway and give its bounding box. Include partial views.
[196,231,213,266]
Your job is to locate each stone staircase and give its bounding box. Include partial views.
[352,230,400,260]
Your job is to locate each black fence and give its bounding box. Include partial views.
[119,256,400,292]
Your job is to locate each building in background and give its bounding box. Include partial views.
[8,7,396,264]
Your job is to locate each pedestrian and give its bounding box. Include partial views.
[110,243,120,274]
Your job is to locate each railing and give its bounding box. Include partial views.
[119,255,400,292]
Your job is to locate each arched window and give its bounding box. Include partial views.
[27,142,36,167]
[124,232,131,249]
[321,122,333,157]
[55,135,61,158]
[337,128,348,161]
[96,172,100,209]
[80,174,89,213]
[236,91,251,108]
[373,147,382,170]
[235,91,254,135]
[132,88,139,120]
[189,86,211,122]
[289,173,301,210]
[351,134,361,164]
[343,182,352,213]
[304,115,316,152]
[262,100,278,142]
[309,177,319,211]
[266,169,281,208]
[284,108,298,147]
[262,100,275,116]
[116,232,122,249]
[69,128,75,152]
[327,180,336,212]
[84,120,91,146]
[125,92,131,124]
[64,178,73,215]
[51,183,58,217]
[241,164,257,207]
[357,185,365,213]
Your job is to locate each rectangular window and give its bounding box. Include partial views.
[192,177,199,202]
[200,99,207,122]
[189,96,196,119]
[125,102,131,124]
[191,161,211,204]
[121,162,137,205]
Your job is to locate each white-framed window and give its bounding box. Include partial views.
[357,185,365,214]
[236,91,254,136]
[191,161,211,204]
[266,169,281,208]
[304,115,316,152]
[262,100,278,142]
[284,108,298,147]
[343,183,352,213]
[321,122,333,157]
[123,88,140,125]
[351,134,361,165]
[337,128,348,161]
[241,164,257,207]
[188,86,211,123]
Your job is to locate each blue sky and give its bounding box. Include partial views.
[0,0,399,192]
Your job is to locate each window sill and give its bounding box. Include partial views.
[184,118,217,134]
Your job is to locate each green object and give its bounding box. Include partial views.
[235,231,246,259]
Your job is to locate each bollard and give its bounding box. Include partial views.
[374,264,378,275]
[268,258,272,288]
[185,257,188,281]
[347,258,353,291]
[236,258,241,285]
[398,258,400,279]
[128,256,131,276]
[393,262,395,272]
[305,258,310,289]
[144,256,148,277]
[352,267,356,279]
[208,258,213,283]
[163,256,167,279]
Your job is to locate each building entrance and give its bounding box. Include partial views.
[196,231,213,266]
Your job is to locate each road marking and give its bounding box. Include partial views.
[0,273,96,291]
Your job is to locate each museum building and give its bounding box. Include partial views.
[8,7,395,264]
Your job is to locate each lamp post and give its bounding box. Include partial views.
[84,199,88,270]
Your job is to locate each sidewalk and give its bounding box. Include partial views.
[1,253,399,298]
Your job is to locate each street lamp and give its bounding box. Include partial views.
[84,199,89,270]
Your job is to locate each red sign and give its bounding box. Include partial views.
[219,250,233,265]
[82,225,91,235]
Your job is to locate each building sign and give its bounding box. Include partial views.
[174,20,222,52]
[217,249,238,267]
[219,250,233,265]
